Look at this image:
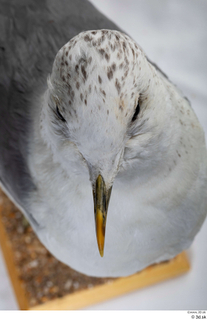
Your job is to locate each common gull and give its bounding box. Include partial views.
[0,0,206,277]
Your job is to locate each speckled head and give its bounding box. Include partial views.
[49,30,150,174]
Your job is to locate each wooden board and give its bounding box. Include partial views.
[0,188,190,310]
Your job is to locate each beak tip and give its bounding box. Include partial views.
[99,249,104,257]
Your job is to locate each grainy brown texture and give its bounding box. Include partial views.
[0,189,112,308]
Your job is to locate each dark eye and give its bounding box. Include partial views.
[131,101,140,122]
[56,106,66,122]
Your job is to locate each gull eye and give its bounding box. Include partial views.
[131,101,140,122]
[56,105,66,122]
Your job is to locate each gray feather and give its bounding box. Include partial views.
[0,0,121,212]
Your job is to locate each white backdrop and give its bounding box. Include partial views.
[0,0,207,310]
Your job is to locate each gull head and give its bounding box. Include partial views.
[41,30,166,256]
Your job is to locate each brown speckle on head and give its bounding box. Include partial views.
[79,57,87,65]
[76,82,80,90]
[67,83,72,93]
[100,88,106,97]
[102,30,108,35]
[88,56,92,64]
[98,48,105,56]
[81,65,87,81]
[124,69,129,79]
[107,110,109,115]
[84,99,87,106]
[80,93,83,101]
[119,105,123,112]
[65,60,68,66]
[75,64,79,74]
[70,90,75,102]
[68,100,72,106]
[107,67,113,80]
[98,75,102,84]
[72,40,77,47]
[97,35,106,46]
[66,51,68,56]
[84,34,92,42]
[88,85,92,94]
[101,34,106,42]
[111,63,116,72]
[115,78,121,95]
[92,39,97,46]
[91,31,97,35]
[109,42,116,52]
[96,38,102,47]
[105,53,110,62]
[125,56,129,65]
[122,41,127,51]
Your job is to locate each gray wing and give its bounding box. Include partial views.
[0,0,171,220]
[0,0,122,217]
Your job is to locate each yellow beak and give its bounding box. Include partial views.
[93,174,112,257]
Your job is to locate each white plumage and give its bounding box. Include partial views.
[26,30,207,277]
